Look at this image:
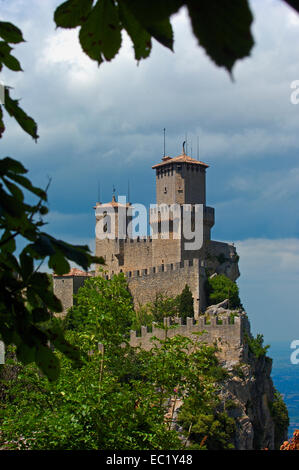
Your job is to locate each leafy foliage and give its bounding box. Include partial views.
[244,333,270,359]
[177,284,194,321]
[206,274,241,308]
[0,274,230,450]
[64,272,135,346]
[133,284,194,329]
[54,0,255,74]
[178,407,235,450]
[0,156,102,380]
[269,391,290,449]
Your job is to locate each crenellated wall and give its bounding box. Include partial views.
[102,258,207,315]
[127,314,249,365]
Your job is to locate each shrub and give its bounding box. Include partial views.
[205,274,241,308]
[269,391,290,449]
[244,333,270,359]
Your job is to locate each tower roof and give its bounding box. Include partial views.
[94,195,131,209]
[53,267,91,277]
[152,153,209,169]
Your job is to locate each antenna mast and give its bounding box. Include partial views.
[163,128,166,157]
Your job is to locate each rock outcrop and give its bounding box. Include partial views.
[204,302,288,450]
[219,354,282,449]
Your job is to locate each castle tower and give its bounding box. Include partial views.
[95,195,132,272]
[152,152,208,206]
[151,152,215,265]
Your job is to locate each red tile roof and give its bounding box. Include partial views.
[53,267,91,277]
[152,153,209,169]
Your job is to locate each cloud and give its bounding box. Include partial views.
[236,238,299,342]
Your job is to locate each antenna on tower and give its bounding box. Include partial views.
[112,184,116,201]
[185,133,188,155]
[163,128,166,157]
[197,136,199,160]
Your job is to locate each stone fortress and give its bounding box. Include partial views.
[49,152,289,449]
[54,149,240,317]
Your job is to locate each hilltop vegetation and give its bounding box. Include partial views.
[0,274,235,450]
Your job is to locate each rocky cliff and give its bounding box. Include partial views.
[219,353,287,449]
[170,301,289,450]
[204,302,288,449]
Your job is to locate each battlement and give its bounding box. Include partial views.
[127,314,248,364]
[103,258,204,280]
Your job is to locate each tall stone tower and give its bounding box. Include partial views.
[152,153,207,206]
[151,151,215,265]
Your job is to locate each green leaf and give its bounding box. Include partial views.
[35,343,60,381]
[0,230,16,253]
[0,156,27,175]
[49,251,70,275]
[31,307,51,323]
[186,0,254,73]
[29,234,56,257]
[146,17,174,51]
[20,250,34,280]
[0,105,5,138]
[79,0,122,64]
[0,22,25,44]
[4,88,39,140]
[283,1,299,15]
[0,41,22,71]
[123,0,181,50]
[0,185,23,218]
[54,0,94,28]
[28,273,63,313]
[51,238,93,270]
[16,341,36,365]
[2,177,24,202]
[123,0,183,24]
[7,172,47,200]
[46,327,84,365]
[119,2,152,61]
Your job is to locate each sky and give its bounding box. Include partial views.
[1,0,299,345]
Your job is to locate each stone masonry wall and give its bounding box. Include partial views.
[123,259,207,315]
[128,315,248,365]
[53,276,73,315]
[53,275,88,316]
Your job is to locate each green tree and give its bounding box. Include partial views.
[270,391,290,450]
[176,284,194,321]
[0,274,230,449]
[245,333,270,359]
[206,274,241,309]
[150,293,179,324]
[65,272,135,346]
